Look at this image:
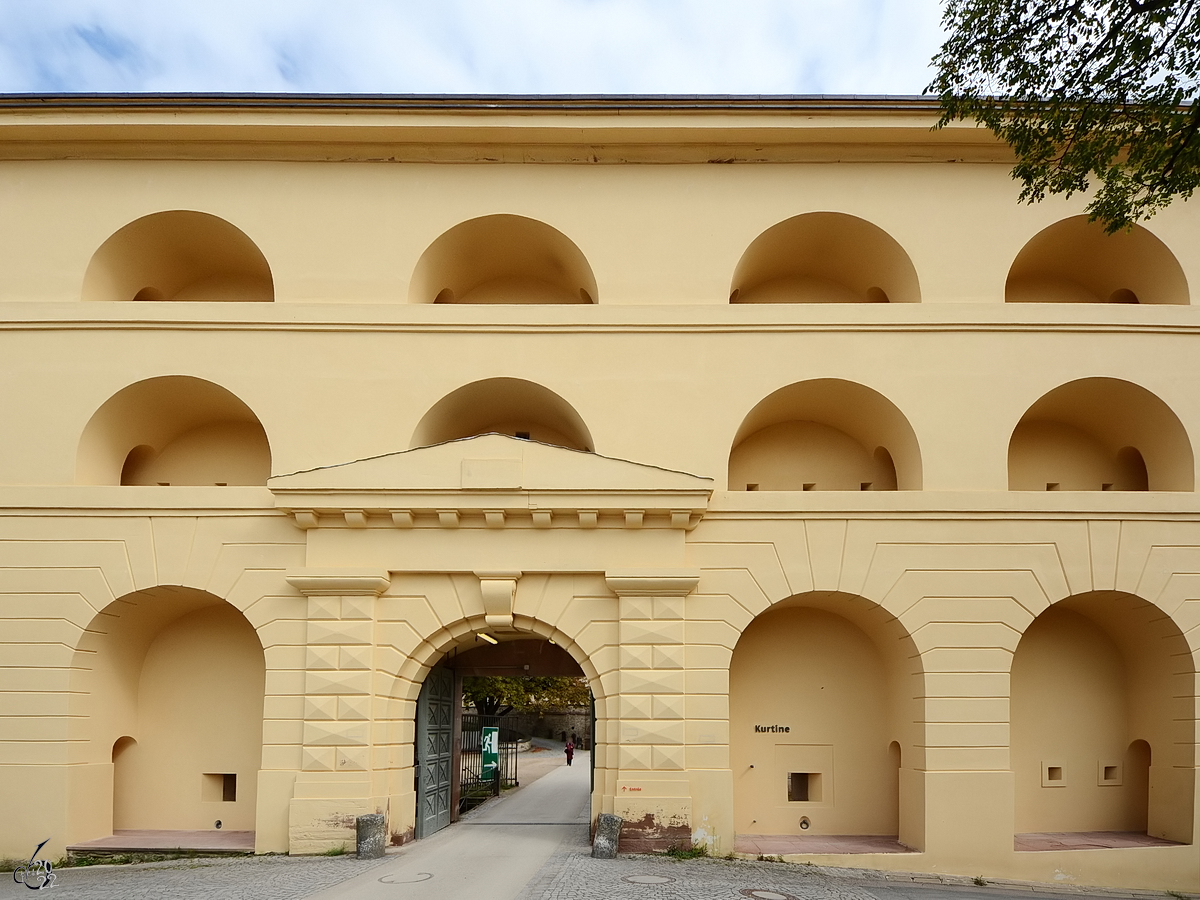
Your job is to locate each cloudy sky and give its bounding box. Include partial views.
[0,1,946,96]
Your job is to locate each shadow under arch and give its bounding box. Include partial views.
[729,379,922,491]
[730,212,920,304]
[65,585,266,843]
[409,214,599,305]
[1006,216,1188,305]
[82,210,274,303]
[411,377,594,452]
[77,375,272,486]
[1010,591,1195,844]
[1008,377,1193,491]
[730,591,925,850]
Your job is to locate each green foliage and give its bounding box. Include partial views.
[663,843,709,859]
[321,844,347,857]
[930,0,1200,231]
[461,675,590,716]
[51,851,211,868]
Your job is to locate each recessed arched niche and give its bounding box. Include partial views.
[730,213,920,304]
[71,587,265,834]
[82,211,274,302]
[1008,378,1193,491]
[730,592,922,845]
[1006,216,1188,305]
[77,376,271,485]
[730,379,921,490]
[409,214,598,305]
[411,377,593,451]
[1011,592,1194,843]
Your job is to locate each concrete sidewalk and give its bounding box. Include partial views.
[303,752,590,900]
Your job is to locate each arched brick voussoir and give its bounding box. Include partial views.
[395,653,435,688]
[689,541,801,613]
[390,676,424,704]
[899,597,1035,659]
[688,573,769,627]
[237,591,309,640]
[884,570,1054,636]
[861,544,1068,619]
[1147,572,1200,623]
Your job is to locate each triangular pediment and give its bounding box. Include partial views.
[269,434,712,531]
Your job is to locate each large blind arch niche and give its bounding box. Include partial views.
[730,212,920,304]
[82,210,274,303]
[77,375,272,486]
[1006,216,1188,305]
[409,214,599,305]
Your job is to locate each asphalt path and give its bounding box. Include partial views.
[302,752,590,900]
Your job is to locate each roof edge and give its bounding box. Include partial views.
[0,92,943,113]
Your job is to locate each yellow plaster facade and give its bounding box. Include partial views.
[0,94,1198,890]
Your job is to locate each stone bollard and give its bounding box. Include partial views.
[591,813,623,859]
[355,813,387,860]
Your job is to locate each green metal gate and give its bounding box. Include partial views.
[415,666,454,838]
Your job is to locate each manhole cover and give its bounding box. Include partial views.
[739,890,798,900]
[379,872,433,884]
[624,874,675,884]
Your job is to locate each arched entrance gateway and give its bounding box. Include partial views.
[413,637,592,839]
[268,427,714,854]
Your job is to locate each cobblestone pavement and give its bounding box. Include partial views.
[3,853,389,900]
[7,829,1192,900]
[514,827,1187,900]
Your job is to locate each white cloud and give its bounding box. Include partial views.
[0,0,946,95]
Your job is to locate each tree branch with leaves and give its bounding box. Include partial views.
[930,0,1200,231]
[462,675,590,717]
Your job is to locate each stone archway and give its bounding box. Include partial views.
[414,637,590,839]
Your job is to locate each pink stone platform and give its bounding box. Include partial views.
[67,829,255,856]
[736,833,914,855]
[1015,831,1184,852]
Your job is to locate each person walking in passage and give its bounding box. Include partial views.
[564,740,575,766]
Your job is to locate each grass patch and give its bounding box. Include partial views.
[973,876,987,886]
[62,851,216,868]
[662,843,709,860]
[322,844,348,857]
[756,853,784,862]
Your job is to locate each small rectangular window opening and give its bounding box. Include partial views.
[1099,760,1123,785]
[515,431,531,440]
[1047,766,1062,780]
[1046,483,1060,491]
[746,483,759,491]
[1102,483,1114,491]
[202,772,237,802]
[802,483,816,492]
[860,482,872,491]
[787,772,821,802]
